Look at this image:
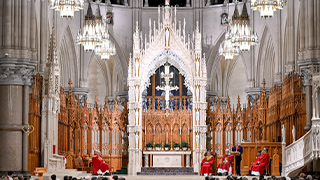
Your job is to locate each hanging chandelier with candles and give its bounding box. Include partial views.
[251,0,285,18]
[95,30,116,60]
[77,3,103,51]
[230,0,258,51]
[49,0,84,18]
[219,25,240,60]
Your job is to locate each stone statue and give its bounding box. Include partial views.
[196,110,200,125]
[292,125,296,142]
[135,59,139,77]
[135,86,139,102]
[196,59,200,76]
[196,85,200,101]
[135,109,139,125]
[135,133,139,149]
[282,124,285,143]
[165,28,170,46]
[196,133,199,149]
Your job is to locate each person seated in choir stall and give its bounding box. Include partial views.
[201,151,215,176]
[92,150,111,176]
[217,149,234,176]
[249,148,270,176]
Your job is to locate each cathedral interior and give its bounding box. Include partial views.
[0,0,320,178]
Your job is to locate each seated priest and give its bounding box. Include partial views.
[201,151,215,176]
[249,148,270,176]
[217,149,234,176]
[92,150,111,175]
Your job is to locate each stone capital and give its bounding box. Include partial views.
[0,58,37,86]
[301,68,313,86]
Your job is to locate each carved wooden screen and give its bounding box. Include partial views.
[57,81,128,172]
[280,72,305,144]
[207,71,306,161]
[142,99,193,149]
[28,74,43,174]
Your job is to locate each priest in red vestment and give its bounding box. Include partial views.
[201,151,215,176]
[217,149,234,176]
[249,148,270,176]
[92,150,111,175]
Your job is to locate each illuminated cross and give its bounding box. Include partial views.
[156,62,179,116]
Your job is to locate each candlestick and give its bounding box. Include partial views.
[180,126,182,144]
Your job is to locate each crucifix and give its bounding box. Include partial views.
[156,61,179,116]
[165,0,170,6]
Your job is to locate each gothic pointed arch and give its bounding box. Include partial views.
[58,26,78,87]
[87,55,110,105]
[207,31,225,91]
[256,25,276,87]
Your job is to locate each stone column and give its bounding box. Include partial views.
[144,154,149,167]
[22,85,30,171]
[0,60,36,176]
[186,154,190,167]
[144,0,149,7]
[302,69,313,131]
[0,0,37,176]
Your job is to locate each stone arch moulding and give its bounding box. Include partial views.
[140,50,194,94]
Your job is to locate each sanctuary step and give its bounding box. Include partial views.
[138,167,195,175]
[113,166,128,175]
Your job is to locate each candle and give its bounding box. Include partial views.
[188,127,189,135]
[175,5,176,17]
[154,125,155,133]
[171,126,172,135]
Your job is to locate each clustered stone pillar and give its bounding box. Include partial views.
[302,69,313,131]
[298,0,320,173]
[0,0,37,176]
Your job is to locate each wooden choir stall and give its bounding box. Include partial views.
[206,72,306,176]
[57,81,129,173]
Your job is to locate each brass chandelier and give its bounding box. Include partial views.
[230,0,258,51]
[49,0,84,18]
[76,3,103,51]
[251,0,285,18]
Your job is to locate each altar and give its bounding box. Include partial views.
[143,151,192,168]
